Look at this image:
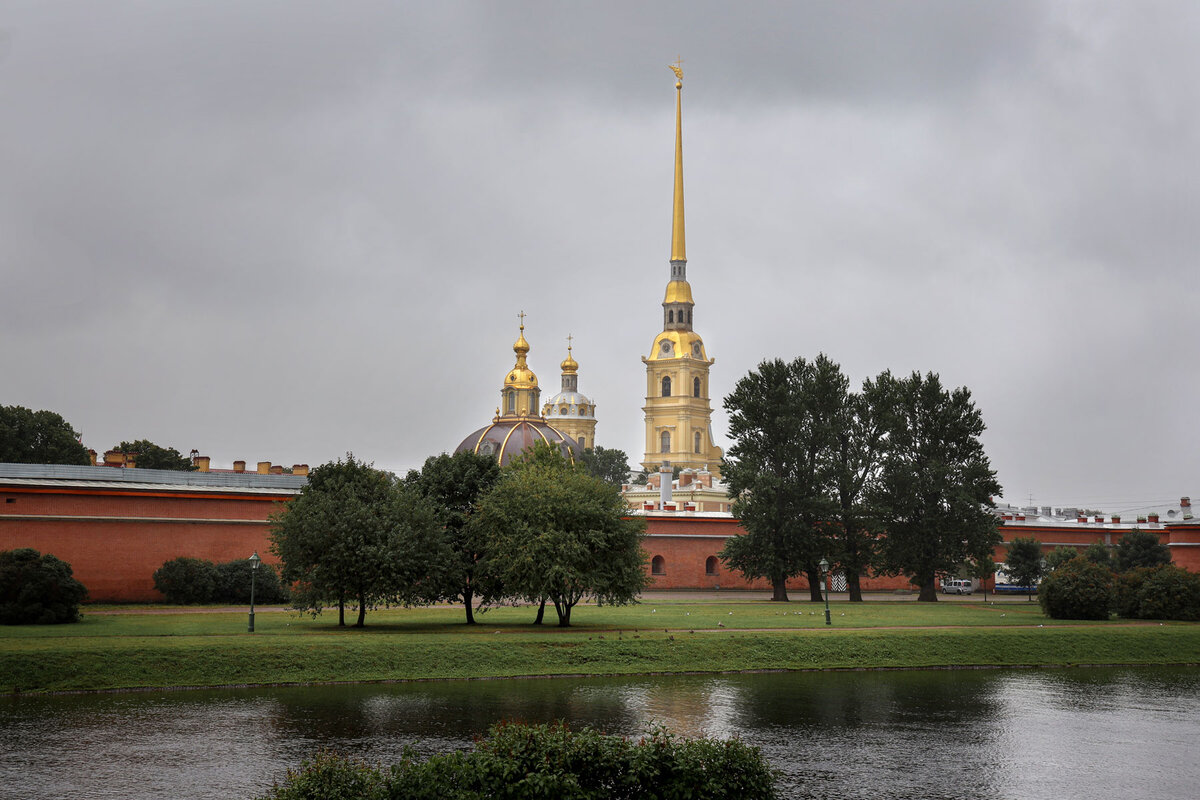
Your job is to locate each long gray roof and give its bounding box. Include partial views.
[0,462,306,494]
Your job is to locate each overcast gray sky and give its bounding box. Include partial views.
[2,2,1197,513]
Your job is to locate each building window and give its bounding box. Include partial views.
[660,431,671,453]
[668,310,674,323]
[577,436,586,449]
[506,391,515,414]
[693,377,700,397]
[687,309,692,324]
[662,376,671,397]
[694,431,702,454]
[652,555,666,575]
[705,556,718,576]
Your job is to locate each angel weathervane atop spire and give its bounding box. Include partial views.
[669,56,684,85]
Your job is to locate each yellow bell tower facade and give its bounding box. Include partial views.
[641,65,723,477]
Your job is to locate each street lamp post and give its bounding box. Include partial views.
[248,551,261,633]
[819,557,831,626]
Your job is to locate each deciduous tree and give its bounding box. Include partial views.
[475,445,646,627]
[113,439,196,471]
[270,455,446,627]
[579,446,633,488]
[1003,537,1045,601]
[871,372,1002,601]
[405,451,502,624]
[0,405,90,466]
[1114,528,1171,572]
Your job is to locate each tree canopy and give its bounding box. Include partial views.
[0,548,89,624]
[474,444,646,626]
[270,454,446,626]
[1114,528,1171,572]
[1003,537,1045,601]
[113,439,196,471]
[0,405,90,466]
[405,450,502,623]
[580,445,633,488]
[870,372,1002,601]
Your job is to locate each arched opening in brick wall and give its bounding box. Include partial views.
[651,555,666,575]
[705,556,718,575]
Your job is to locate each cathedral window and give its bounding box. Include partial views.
[506,391,515,414]
[687,309,692,324]
[662,376,671,397]
[668,310,674,323]
[578,436,586,449]
[661,431,671,453]
[694,431,702,453]
[693,377,701,398]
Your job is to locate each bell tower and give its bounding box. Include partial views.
[641,63,723,477]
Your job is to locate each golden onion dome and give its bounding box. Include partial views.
[560,346,579,374]
[504,317,538,389]
[663,279,694,305]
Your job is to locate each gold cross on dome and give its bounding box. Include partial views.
[566,333,574,351]
[517,310,526,329]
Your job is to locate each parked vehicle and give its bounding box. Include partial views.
[940,578,975,595]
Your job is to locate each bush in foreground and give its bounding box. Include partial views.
[0,548,89,624]
[259,722,779,800]
[153,557,219,604]
[1116,565,1200,621]
[154,557,288,605]
[215,559,289,604]
[1038,558,1114,620]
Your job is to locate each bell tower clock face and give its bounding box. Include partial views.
[692,342,702,357]
[660,340,673,356]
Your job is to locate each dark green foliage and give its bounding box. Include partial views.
[153,557,219,604]
[0,548,89,624]
[1082,541,1113,568]
[579,446,633,488]
[258,722,779,800]
[271,454,447,626]
[475,444,647,626]
[113,439,196,471]
[1038,558,1114,620]
[1114,529,1171,572]
[1043,546,1078,572]
[0,405,90,466]
[1115,565,1200,621]
[720,356,844,602]
[871,372,1002,601]
[405,451,502,623]
[1003,537,1044,601]
[215,559,289,604]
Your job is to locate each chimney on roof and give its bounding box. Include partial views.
[269,465,284,475]
[87,449,97,466]
[659,463,673,508]
[195,456,211,472]
[679,468,694,488]
[233,460,246,473]
[293,464,309,476]
[1182,497,1191,509]
[257,461,271,475]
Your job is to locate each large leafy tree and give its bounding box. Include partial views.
[719,356,841,602]
[1003,537,1045,601]
[474,444,646,627]
[114,439,196,471]
[270,454,446,627]
[0,405,90,466]
[405,450,502,624]
[0,548,89,624]
[1114,528,1171,571]
[871,372,1002,601]
[579,446,632,488]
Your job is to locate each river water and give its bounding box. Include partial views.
[2,666,1197,799]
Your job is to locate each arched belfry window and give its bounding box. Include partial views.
[668,310,674,324]
[660,431,671,453]
[694,431,702,454]
[662,376,671,397]
[693,377,701,398]
[506,391,515,414]
[652,555,666,575]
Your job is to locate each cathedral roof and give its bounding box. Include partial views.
[455,419,580,466]
[646,330,708,362]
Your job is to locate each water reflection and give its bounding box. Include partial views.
[1,667,1197,799]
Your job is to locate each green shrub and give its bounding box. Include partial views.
[1043,546,1077,572]
[1116,565,1200,621]
[152,557,219,604]
[1114,529,1171,571]
[215,559,289,604]
[0,548,89,624]
[1038,558,1114,619]
[1082,541,1113,568]
[258,722,779,800]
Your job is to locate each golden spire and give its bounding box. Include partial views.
[670,59,686,263]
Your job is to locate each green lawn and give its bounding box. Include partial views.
[3,599,1197,694]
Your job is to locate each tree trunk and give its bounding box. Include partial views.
[463,586,475,624]
[354,590,367,626]
[916,577,938,602]
[771,576,789,602]
[807,567,823,602]
[533,597,546,625]
[847,572,863,603]
[338,595,345,627]
[556,599,571,627]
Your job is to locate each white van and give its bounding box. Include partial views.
[941,579,974,595]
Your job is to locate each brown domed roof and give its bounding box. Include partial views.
[455,418,581,466]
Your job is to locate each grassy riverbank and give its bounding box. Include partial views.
[4,600,1198,694]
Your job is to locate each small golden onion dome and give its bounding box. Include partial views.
[561,348,579,374]
[513,328,530,355]
[663,279,694,305]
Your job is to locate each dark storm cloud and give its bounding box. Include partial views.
[2,1,1198,507]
